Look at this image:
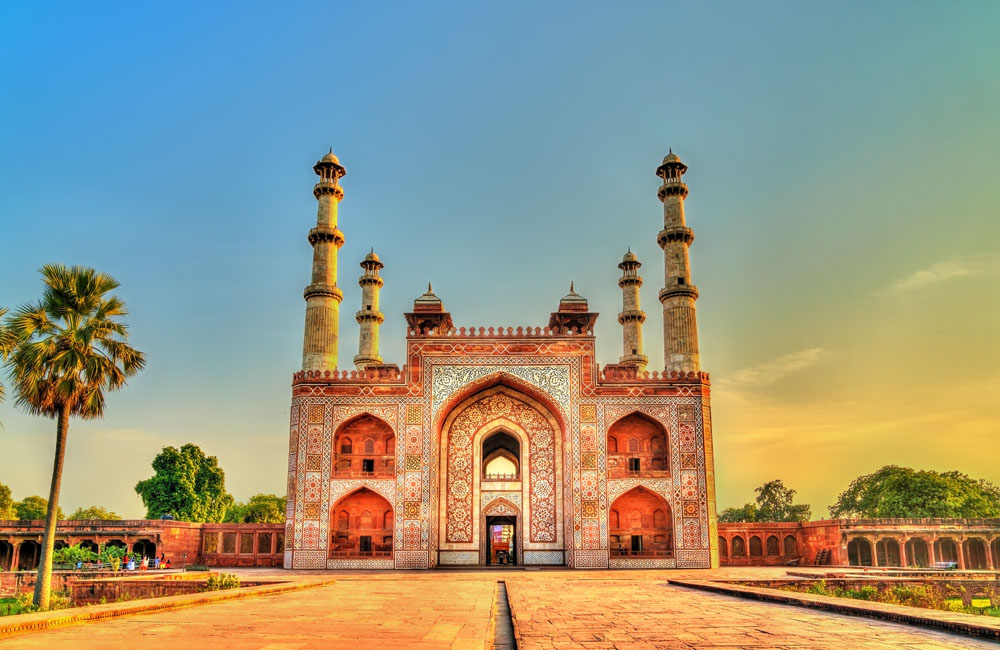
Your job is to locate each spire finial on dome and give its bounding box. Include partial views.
[428,282,433,292]
[329,146,333,154]
[570,281,574,292]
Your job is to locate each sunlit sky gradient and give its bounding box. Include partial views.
[1,2,998,519]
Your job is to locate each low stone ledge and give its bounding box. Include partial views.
[0,578,336,639]
[669,578,1000,641]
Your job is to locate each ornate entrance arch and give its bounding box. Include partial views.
[437,385,564,563]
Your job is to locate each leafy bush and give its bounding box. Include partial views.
[52,544,97,566]
[204,573,241,591]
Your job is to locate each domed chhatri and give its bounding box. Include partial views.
[622,249,638,263]
[559,282,588,307]
[415,282,443,307]
[314,147,347,181]
[656,148,687,180]
[363,249,381,264]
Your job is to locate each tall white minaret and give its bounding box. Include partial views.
[656,150,701,372]
[354,250,385,369]
[617,249,648,372]
[302,149,346,371]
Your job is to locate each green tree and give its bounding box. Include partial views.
[15,496,65,521]
[3,264,145,608]
[224,493,286,523]
[717,479,811,522]
[67,505,121,520]
[717,503,757,523]
[135,443,233,522]
[829,465,1000,518]
[0,482,15,520]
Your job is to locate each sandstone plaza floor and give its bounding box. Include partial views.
[1,568,995,649]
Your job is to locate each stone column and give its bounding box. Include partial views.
[898,537,908,568]
[10,542,19,572]
[985,538,995,570]
[870,538,879,567]
[957,538,966,569]
[928,537,937,565]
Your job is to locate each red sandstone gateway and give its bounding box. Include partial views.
[286,150,716,570]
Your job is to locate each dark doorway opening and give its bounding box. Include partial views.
[486,515,517,566]
[631,535,643,553]
[359,536,372,553]
[362,459,374,473]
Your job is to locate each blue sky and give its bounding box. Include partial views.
[1,1,998,517]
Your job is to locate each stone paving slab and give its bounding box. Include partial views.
[670,578,1000,641]
[0,575,496,650]
[503,576,1000,649]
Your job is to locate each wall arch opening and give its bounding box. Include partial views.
[334,414,395,478]
[609,487,672,558]
[607,412,669,478]
[330,487,394,559]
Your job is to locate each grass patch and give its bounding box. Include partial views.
[782,580,1000,618]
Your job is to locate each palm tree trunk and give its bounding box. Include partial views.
[33,402,70,609]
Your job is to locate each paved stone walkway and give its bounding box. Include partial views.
[506,575,997,649]
[0,570,996,649]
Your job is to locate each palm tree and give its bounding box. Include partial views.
[5,265,145,608]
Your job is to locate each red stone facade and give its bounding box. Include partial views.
[719,518,1000,569]
[0,520,284,573]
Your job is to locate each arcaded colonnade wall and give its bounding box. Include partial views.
[718,518,1000,569]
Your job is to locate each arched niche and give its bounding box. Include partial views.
[609,486,672,558]
[329,487,394,559]
[482,430,521,480]
[334,414,395,477]
[606,412,669,478]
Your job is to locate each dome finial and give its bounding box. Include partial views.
[428,282,433,292]
[570,281,574,292]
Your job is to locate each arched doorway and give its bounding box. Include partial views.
[935,538,958,564]
[78,540,99,554]
[718,536,728,558]
[334,414,395,478]
[609,487,672,558]
[906,538,929,567]
[876,538,901,566]
[606,412,668,478]
[963,538,988,570]
[731,536,746,557]
[992,539,1000,571]
[783,535,798,557]
[0,541,13,571]
[132,539,157,559]
[766,535,780,556]
[18,541,41,571]
[330,488,394,559]
[481,499,522,565]
[848,538,873,566]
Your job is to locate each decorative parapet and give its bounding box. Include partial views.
[600,364,710,383]
[407,325,595,338]
[293,365,405,383]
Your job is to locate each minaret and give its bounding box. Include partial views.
[656,150,700,372]
[354,250,385,369]
[301,149,346,371]
[617,249,648,372]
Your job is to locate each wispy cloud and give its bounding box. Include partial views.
[719,347,829,388]
[881,258,995,295]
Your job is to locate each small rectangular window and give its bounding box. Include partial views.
[677,277,685,284]
[628,458,640,472]
[631,535,643,552]
[362,459,375,472]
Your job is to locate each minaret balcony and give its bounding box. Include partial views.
[308,226,345,247]
[658,284,699,301]
[656,226,694,247]
[304,283,344,302]
[355,311,385,324]
[617,310,647,324]
[312,182,344,199]
[657,182,688,200]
